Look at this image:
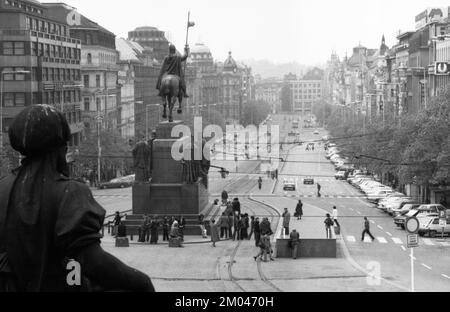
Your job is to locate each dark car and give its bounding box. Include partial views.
[98,175,135,189]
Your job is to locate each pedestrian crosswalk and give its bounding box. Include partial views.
[343,235,450,247]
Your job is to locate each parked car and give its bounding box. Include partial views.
[335,171,347,180]
[313,130,320,135]
[394,205,445,229]
[303,177,315,185]
[283,178,296,191]
[366,190,395,203]
[392,203,421,217]
[98,174,135,189]
[419,216,450,237]
[387,199,419,216]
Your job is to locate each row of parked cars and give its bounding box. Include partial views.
[346,171,450,238]
[324,141,354,176]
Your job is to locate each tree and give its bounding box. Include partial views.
[240,100,271,126]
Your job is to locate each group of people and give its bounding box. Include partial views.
[137,215,186,244]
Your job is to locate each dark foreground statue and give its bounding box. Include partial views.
[0,105,154,292]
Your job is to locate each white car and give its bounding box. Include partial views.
[367,190,395,203]
[335,171,346,180]
[419,216,450,237]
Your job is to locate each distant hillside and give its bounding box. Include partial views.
[239,59,310,79]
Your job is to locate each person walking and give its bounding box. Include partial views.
[254,217,261,247]
[249,216,255,240]
[258,177,263,190]
[332,206,340,228]
[260,218,273,236]
[221,190,229,205]
[210,219,220,247]
[241,214,249,240]
[361,217,375,241]
[282,208,291,236]
[262,234,275,262]
[295,200,303,220]
[233,213,241,241]
[289,229,300,259]
[228,212,234,238]
[324,213,334,239]
[317,183,321,197]
[219,212,229,239]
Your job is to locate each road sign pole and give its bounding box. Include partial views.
[410,247,414,292]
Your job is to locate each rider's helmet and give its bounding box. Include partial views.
[169,44,176,54]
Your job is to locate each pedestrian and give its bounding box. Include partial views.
[332,206,341,228]
[0,105,154,292]
[221,190,229,205]
[149,217,159,244]
[361,217,375,241]
[232,198,241,215]
[324,213,334,239]
[179,216,186,242]
[228,212,234,238]
[275,169,279,180]
[162,216,170,241]
[295,200,303,220]
[112,211,122,236]
[210,219,220,247]
[317,183,321,197]
[260,217,273,236]
[219,212,229,239]
[254,217,261,247]
[254,235,266,262]
[258,177,263,190]
[262,234,275,262]
[235,214,243,241]
[249,216,255,240]
[282,208,291,236]
[240,214,249,240]
[289,229,300,259]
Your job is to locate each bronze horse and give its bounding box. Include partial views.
[160,74,183,122]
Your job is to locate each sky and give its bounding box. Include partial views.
[63,0,450,65]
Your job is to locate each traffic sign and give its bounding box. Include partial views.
[407,234,419,248]
[406,217,419,234]
[435,62,450,75]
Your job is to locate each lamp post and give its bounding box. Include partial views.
[1,69,30,157]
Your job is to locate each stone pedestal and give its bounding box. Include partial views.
[132,120,209,216]
[115,237,129,247]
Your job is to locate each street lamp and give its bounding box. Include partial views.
[1,69,30,155]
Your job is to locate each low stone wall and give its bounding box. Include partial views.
[276,238,337,258]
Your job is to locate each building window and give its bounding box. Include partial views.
[4,93,14,107]
[26,17,31,30]
[3,42,13,55]
[32,42,38,56]
[96,98,101,111]
[84,75,89,88]
[48,92,54,104]
[96,75,100,87]
[84,97,90,111]
[87,53,92,64]
[15,67,25,80]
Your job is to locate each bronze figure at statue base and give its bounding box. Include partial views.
[132,120,210,217]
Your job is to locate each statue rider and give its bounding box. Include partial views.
[156,44,190,98]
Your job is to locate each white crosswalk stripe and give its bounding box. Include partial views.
[422,238,435,246]
[377,237,388,244]
[440,242,450,247]
[363,237,373,243]
[392,237,403,245]
[347,236,356,242]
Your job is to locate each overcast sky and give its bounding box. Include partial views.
[65,0,450,65]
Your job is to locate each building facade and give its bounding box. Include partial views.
[0,0,83,151]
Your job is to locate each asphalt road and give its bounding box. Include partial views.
[276,127,450,291]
